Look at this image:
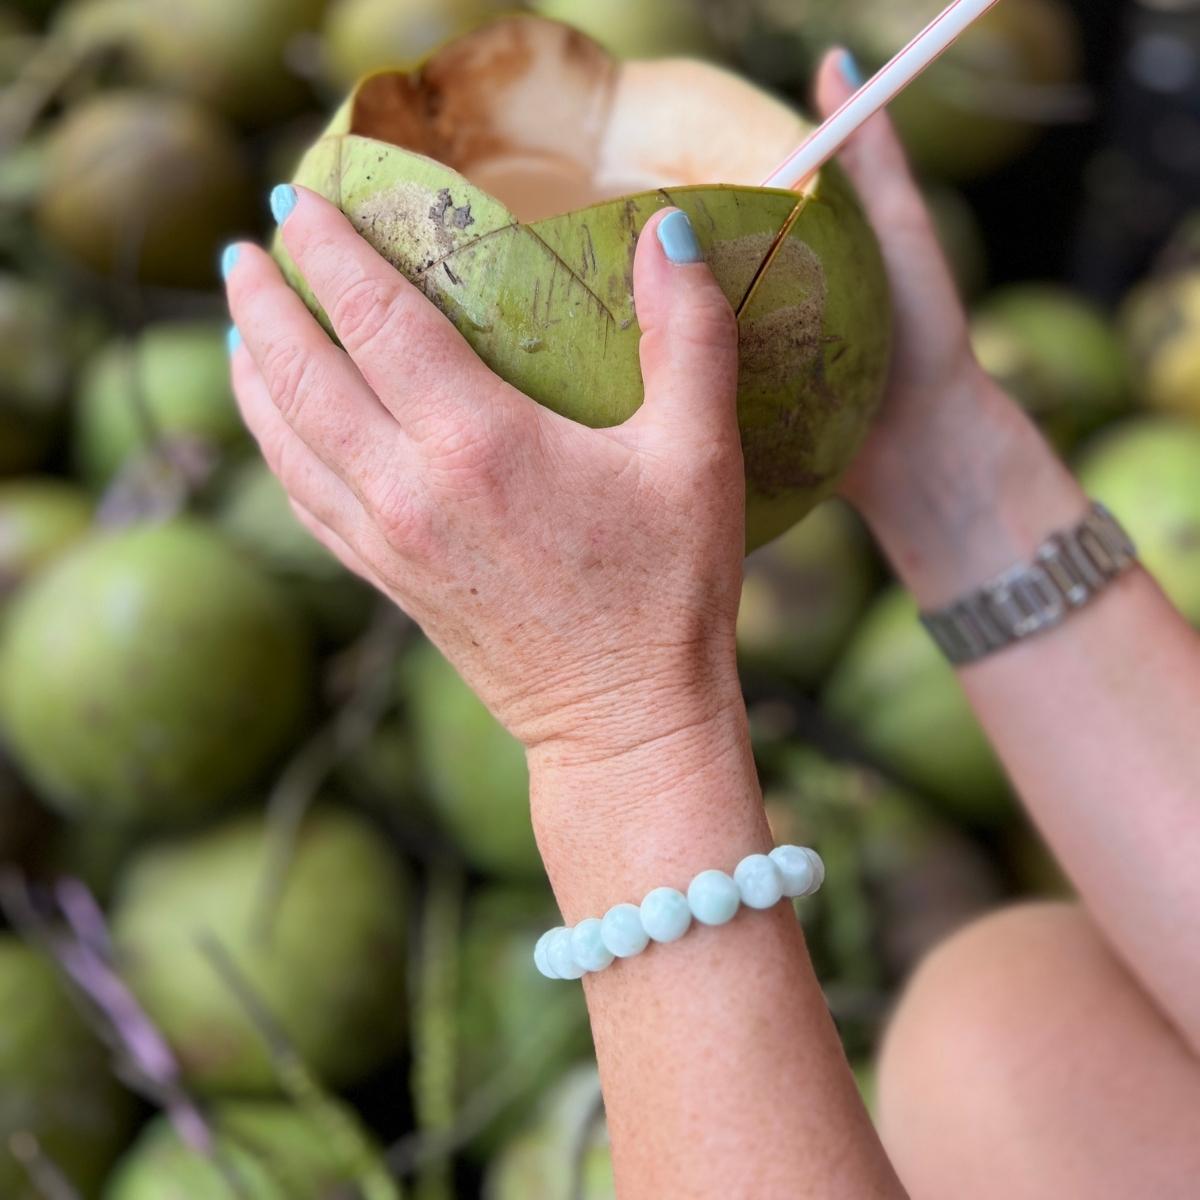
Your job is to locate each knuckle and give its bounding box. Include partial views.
[366,475,438,556]
[262,340,321,426]
[329,275,408,357]
[421,418,506,497]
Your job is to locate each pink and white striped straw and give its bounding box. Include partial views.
[761,0,1006,191]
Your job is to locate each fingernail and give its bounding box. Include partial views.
[227,325,242,355]
[656,210,704,265]
[220,243,240,280]
[269,183,298,225]
[840,49,863,89]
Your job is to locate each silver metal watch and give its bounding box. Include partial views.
[920,502,1138,666]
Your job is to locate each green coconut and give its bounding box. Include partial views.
[104,1100,398,1200]
[0,938,137,1199]
[322,0,506,89]
[1076,418,1200,627]
[0,519,311,825]
[823,586,1012,822]
[530,0,719,58]
[458,886,591,1151]
[216,459,374,643]
[36,90,253,287]
[484,1067,614,1200]
[768,748,1001,989]
[74,320,246,487]
[277,15,891,552]
[404,640,538,879]
[0,477,91,600]
[855,0,1084,180]
[0,275,74,476]
[111,806,409,1094]
[56,0,329,123]
[104,1104,395,1199]
[971,284,1131,450]
[737,498,877,687]
[1120,269,1200,422]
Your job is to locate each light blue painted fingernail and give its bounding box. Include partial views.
[220,243,240,280]
[656,209,704,265]
[269,183,298,225]
[226,325,242,355]
[841,49,864,88]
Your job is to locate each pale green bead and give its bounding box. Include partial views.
[571,917,615,972]
[601,903,649,958]
[770,845,819,897]
[733,853,784,909]
[533,929,559,979]
[639,886,692,943]
[803,847,826,891]
[547,927,585,980]
[687,869,740,926]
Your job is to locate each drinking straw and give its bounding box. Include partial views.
[761,0,1006,190]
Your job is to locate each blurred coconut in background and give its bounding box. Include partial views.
[0,0,1195,1194]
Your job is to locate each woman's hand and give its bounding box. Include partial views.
[224,198,747,775]
[813,50,1086,599]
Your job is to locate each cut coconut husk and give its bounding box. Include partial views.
[277,15,891,552]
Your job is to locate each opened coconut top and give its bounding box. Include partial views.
[339,15,816,223]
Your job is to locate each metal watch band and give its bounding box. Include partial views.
[920,502,1138,666]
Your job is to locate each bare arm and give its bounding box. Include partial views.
[816,54,1200,1053]
[224,189,904,1196]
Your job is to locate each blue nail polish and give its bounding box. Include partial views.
[656,210,703,265]
[220,243,240,280]
[269,183,298,225]
[227,325,242,355]
[841,50,864,88]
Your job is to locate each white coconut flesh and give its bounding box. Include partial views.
[344,17,818,224]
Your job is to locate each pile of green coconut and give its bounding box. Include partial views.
[0,0,1198,1196]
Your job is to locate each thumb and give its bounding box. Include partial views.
[625,208,740,444]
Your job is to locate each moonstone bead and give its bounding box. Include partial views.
[571,917,615,972]
[640,887,692,943]
[733,853,784,909]
[601,903,650,958]
[770,845,820,898]
[687,869,740,926]
[546,927,585,980]
[533,929,560,979]
[803,847,826,890]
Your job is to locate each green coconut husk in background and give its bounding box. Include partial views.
[104,1100,400,1200]
[0,519,312,825]
[1120,269,1200,422]
[55,0,329,124]
[823,587,1013,823]
[0,476,91,599]
[971,284,1131,451]
[217,459,375,644]
[36,90,253,286]
[0,937,137,1199]
[111,806,409,1094]
[737,498,878,689]
[403,641,539,880]
[74,320,246,488]
[0,274,75,475]
[1076,418,1200,627]
[277,15,891,553]
[484,1067,614,1200]
[321,0,507,90]
[531,0,721,59]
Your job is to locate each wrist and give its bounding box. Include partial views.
[846,369,1087,607]
[527,697,771,920]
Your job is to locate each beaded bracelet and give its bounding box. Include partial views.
[533,845,824,981]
